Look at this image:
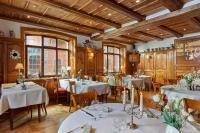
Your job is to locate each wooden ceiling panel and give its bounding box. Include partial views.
[128,32,154,42]
[144,28,173,38]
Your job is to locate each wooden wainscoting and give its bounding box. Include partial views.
[76,47,103,76]
[0,37,24,84]
[138,49,176,84]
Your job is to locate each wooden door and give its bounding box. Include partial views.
[96,49,103,75]
[0,40,3,84]
[5,39,24,83]
[76,47,85,73]
[155,51,167,84]
[85,51,96,75]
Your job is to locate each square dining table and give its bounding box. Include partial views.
[0,82,49,130]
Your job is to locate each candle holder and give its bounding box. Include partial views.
[127,105,138,129]
[123,103,126,111]
[134,108,144,119]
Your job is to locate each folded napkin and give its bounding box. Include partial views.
[2,83,16,89]
[103,107,112,112]
[24,82,36,86]
[82,124,92,133]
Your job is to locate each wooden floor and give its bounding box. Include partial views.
[0,97,117,133]
[0,104,72,133]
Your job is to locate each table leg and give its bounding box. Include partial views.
[9,109,14,130]
[37,104,41,122]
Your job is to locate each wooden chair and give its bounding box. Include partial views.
[53,78,68,104]
[184,98,200,112]
[30,79,48,117]
[152,81,161,92]
[152,78,161,92]
[115,76,130,101]
[184,98,200,122]
[71,90,97,111]
[68,81,77,112]
[137,91,164,111]
[168,79,177,85]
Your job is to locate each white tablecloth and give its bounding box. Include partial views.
[0,82,49,115]
[132,78,144,89]
[59,79,110,95]
[58,103,199,133]
[139,75,152,90]
[161,85,200,100]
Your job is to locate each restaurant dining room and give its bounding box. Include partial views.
[1,0,200,133]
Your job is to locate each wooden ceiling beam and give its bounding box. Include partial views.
[190,17,200,29]
[137,31,163,40]
[119,35,147,43]
[92,3,200,40]
[30,0,121,28]
[108,38,133,45]
[103,39,131,46]
[159,0,184,12]
[94,0,145,21]
[0,4,104,33]
[158,25,183,38]
[0,15,91,36]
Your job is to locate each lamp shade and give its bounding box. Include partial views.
[15,63,24,70]
[67,66,71,71]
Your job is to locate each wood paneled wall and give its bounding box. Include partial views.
[138,49,176,84]
[0,37,24,83]
[175,36,200,76]
[76,47,103,76]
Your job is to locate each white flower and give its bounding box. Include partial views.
[181,110,189,116]
[188,115,195,122]
[153,94,160,103]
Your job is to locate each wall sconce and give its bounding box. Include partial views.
[89,53,94,58]
[146,55,152,60]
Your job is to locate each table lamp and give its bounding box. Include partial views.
[66,66,71,78]
[15,63,24,76]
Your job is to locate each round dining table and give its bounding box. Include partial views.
[58,103,199,133]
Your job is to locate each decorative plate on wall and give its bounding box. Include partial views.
[10,50,21,60]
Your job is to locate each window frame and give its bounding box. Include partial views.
[25,34,70,77]
[103,45,121,74]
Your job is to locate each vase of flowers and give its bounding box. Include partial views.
[183,73,194,90]
[162,99,188,133]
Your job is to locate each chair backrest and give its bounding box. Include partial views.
[115,76,122,86]
[71,90,97,110]
[69,80,76,94]
[137,91,164,111]
[168,79,177,85]
[33,79,47,88]
[184,98,200,112]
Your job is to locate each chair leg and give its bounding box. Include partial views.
[30,106,32,119]
[69,100,72,112]
[43,103,47,116]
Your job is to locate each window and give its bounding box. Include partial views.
[26,35,70,76]
[104,46,120,73]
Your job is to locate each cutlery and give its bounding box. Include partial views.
[81,109,96,119]
[145,108,159,119]
[66,124,85,133]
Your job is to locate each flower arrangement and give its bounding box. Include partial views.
[162,99,187,131]
[153,95,195,132]
[183,73,194,87]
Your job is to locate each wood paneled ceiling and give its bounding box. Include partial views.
[0,0,200,45]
